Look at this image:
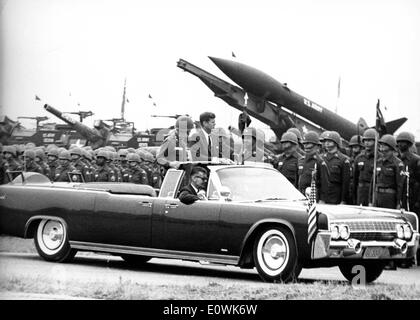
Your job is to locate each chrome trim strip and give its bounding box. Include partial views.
[69,241,239,265]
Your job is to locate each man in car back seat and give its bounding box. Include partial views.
[178,166,208,205]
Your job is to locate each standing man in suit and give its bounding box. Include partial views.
[189,112,216,161]
[178,166,208,205]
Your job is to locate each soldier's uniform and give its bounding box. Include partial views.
[372,155,404,209]
[298,153,323,196]
[320,151,351,204]
[121,165,131,182]
[54,164,79,182]
[353,150,376,206]
[370,135,404,209]
[396,132,420,215]
[94,164,116,182]
[23,149,43,174]
[277,151,302,188]
[128,166,148,185]
[73,158,92,182]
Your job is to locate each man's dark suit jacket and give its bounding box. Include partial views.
[179,184,201,205]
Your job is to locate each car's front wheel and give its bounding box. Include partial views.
[253,226,300,283]
[34,219,76,262]
[339,261,385,284]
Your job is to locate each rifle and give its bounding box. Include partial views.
[406,165,410,211]
[371,131,378,206]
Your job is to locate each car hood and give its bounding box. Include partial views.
[246,200,405,221]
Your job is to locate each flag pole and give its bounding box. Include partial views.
[372,124,379,206]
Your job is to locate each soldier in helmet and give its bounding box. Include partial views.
[93,150,116,182]
[348,135,364,205]
[353,129,379,206]
[34,148,50,177]
[319,131,351,204]
[54,150,80,182]
[157,115,194,170]
[24,149,44,174]
[286,127,305,157]
[127,153,148,185]
[47,148,60,180]
[298,131,322,197]
[370,134,404,209]
[276,132,302,188]
[107,151,122,182]
[2,145,23,183]
[70,147,92,182]
[396,131,420,214]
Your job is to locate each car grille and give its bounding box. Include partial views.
[341,220,398,232]
[349,232,395,241]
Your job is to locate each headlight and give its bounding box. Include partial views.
[339,225,350,240]
[331,224,340,240]
[396,224,404,239]
[403,224,412,240]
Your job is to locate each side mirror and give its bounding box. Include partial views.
[305,187,311,199]
[220,186,232,201]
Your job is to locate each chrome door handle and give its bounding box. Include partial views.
[139,201,152,208]
[165,203,179,209]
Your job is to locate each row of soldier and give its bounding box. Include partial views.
[0,144,162,188]
[275,128,420,215]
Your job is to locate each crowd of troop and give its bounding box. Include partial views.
[0,143,162,188]
[274,128,420,215]
[1,110,419,218]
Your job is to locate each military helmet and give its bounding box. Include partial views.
[280,132,298,145]
[25,142,36,149]
[24,149,36,160]
[117,148,128,158]
[127,147,136,154]
[3,145,17,157]
[362,128,378,141]
[323,131,341,147]
[175,116,194,130]
[35,148,45,160]
[287,128,302,142]
[82,149,92,161]
[143,151,155,162]
[48,148,60,158]
[104,146,116,153]
[379,134,397,151]
[349,135,363,147]
[70,147,82,157]
[127,153,141,163]
[319,131,331,142]
[58,150,71,160]
[96,150,110,160]
[396,131,415,145]
[302,131,320,145]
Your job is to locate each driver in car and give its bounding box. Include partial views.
[179,166,208,204]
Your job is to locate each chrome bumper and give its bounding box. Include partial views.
[312,231,420,260]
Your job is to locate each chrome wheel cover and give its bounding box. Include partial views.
[37,220,66,255]
[257,229,289,276]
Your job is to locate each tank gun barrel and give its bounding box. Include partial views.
[44,104,107,148]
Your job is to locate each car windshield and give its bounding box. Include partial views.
[216,166,305,202]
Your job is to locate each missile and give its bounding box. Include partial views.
[208,57,406,141]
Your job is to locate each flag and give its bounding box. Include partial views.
[153,102,156,107]
[35,95,41,101]
[232,51,236,58]
[126,98,129,103]
[375,99,387,137]
[307,164,318,244]
[148,94,152,99]
[238,112,251,134]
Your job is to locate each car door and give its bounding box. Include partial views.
[152,171,224,254]
[80,192,154,248]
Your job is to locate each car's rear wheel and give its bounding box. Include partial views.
[121,254,151,266]
[339,261,385,284]
[34,219,76,262]
[253,226,300,283]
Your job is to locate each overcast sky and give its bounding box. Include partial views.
[1,0,419,140]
